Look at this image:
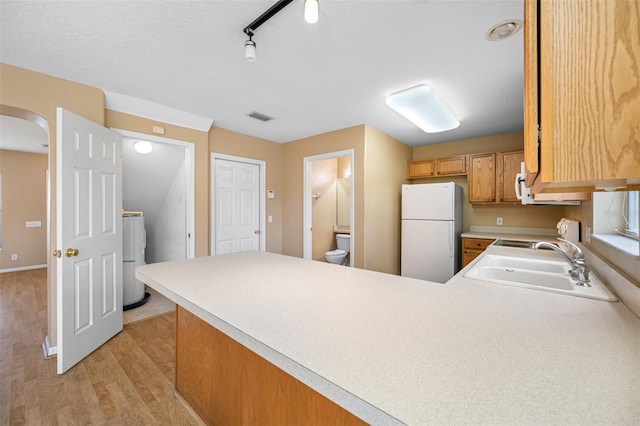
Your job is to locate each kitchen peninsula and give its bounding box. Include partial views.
[136,251,639,425]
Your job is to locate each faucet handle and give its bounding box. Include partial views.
[557,238,583,259]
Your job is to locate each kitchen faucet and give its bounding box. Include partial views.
[532,238,591,287]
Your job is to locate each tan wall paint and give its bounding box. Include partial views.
[412,131,565,231]
[105,109,210,257]
[282,126,365,268]
[209,127,283,253]
[363,125,413,274]
[0,150,48,269]
[311,158,338,260]
[1,63,106,347]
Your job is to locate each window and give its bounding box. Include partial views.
[626,191,639,238]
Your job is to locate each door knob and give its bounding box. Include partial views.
[65,248,79,257]
[52,250,62,258]
[254,230,261,235]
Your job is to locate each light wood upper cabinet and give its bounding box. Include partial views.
[436,156,466,176]
[407,155,466,179]
[524,0,640,192]
[499,150,524,203]
[407,159,435,178]
[468,153,496,203]
[468,150,524,204]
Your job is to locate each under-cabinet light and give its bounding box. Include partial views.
[385,84,459,133]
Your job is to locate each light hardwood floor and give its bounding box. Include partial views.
[0,268,199,425]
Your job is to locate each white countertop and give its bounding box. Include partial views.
[137,251,640,425]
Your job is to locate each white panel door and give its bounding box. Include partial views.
[56,108,123,374]
[215,159,260,254]
[401,219,454,283]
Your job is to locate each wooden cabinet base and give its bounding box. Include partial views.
[176,306,367,426]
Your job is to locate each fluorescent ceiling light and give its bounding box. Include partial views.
[134,140,153,154]
[385,84,459,133]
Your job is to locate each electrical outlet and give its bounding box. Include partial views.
[496,217,503,226]
[11,254,18,261]
[268,215,273,223]
[585,226,591,243]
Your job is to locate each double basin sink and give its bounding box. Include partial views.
[464,240,617,301]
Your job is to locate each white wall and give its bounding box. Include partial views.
[122,138,187,264]
[149,158,186,262]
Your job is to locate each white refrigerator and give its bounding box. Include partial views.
[401,182,463,283]
[123,214,147,307]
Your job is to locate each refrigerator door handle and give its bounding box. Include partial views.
[448,222,453,255]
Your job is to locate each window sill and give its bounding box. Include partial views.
[591,234,639,260]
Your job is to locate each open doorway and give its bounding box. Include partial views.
[114,129,195,263]
[303,149,354,266]
[0,115,49,272]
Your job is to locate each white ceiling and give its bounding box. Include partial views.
[0,115,49,154]
[0,0,524,148]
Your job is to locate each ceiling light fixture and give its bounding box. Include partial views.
[242,0,318,62]
[385,84,460,133]
[485,19,523,41]
[244,36,256,62]
[304,0,319,24]
[134,140,153,154]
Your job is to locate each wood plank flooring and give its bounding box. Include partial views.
[0,268,200,425]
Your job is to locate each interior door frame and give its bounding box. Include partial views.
[210,153,266,255]
[303,149,354,265]
[112,129,196,259]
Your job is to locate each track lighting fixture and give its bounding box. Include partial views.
[242,0,318,62]
[304,0,319,24]
[244,36,256,62]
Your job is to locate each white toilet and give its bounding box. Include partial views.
[325,234,350,265]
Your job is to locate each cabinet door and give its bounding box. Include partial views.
[539,0,640,185]
[436,156,467,176]
[499,150,524,203]
[407,160,435,178]
[523,0,539,187]
[461,238,494,267]
[468,153,496,203]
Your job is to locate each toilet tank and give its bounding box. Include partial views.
[336,234,350,252]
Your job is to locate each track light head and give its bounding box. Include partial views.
[245,37,256,62]
[304,0,319,24]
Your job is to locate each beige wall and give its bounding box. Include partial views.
[364,125,413,274]
[311,158,338,260]
[412,131,565,231]
[0,150,48,269]
[106,109,210,257]
[282,126,365,268]
[1,63,106,347]
[210,127,283,254]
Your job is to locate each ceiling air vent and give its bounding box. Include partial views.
[247,111,274,122]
